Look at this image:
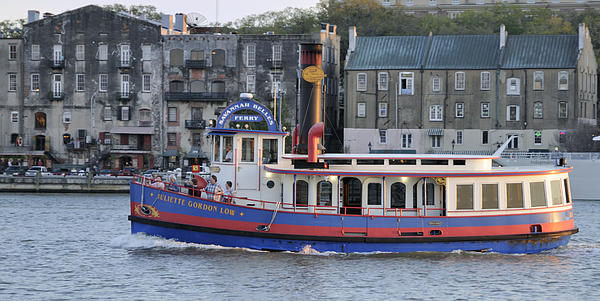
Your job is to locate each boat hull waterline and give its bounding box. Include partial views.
[129,184,577,254]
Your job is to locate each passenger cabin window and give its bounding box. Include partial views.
[551,180,563,205]
[530,182,547,207]
[262,139,278,164]
[506,183,523,208]
[213,136,221,162]
[390,182,406,208]
[368,183,382,205]
[390,159,416,165]
[482,184,498,209]
[317,181,332,206]
[425,183,435,205]
[241,138,255,162]
[564,179,571,203]
[456,184,474,210]
[222,136,233,162]
[295,180,308,206]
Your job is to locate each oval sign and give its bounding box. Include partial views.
[302,66,326,83]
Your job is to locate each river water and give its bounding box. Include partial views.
[0,193,598,300]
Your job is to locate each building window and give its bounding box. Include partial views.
[34,112,46,130]
[507,135,519,149]
[246,44,255,67]
[455,102,464,118]
[399,72,414,95]
[481,102,490,118]
[533,102,543,119]
[76,74,85,91]
[142,45,151,61]
[378,102,388,117]
[120,74,130,97]
[431,136,441,148]
[357,103,366,117]
[11,111,19,123]
[558,71,568,90]
[533,71,544,90]
[99,74,108,92]
[534,131,542,145]
[104,106,112,121]
[507,78,520,95]
[456,184,474,210]
[429,105,442,121]
[482,130,489,144]
[432,76,440,92]
[456,130,463,145]
[76,45,85,60]
[401,134,413,148]
[63,112,71,124]
[558,102,568,118]
[272,44,282,63]
[142,74,151,92]
[120,106,130,121]
[379,130,387,144]
[168,107,177,122]
[246,74,255,93]
[455,72,465,90]
[120,44,130,66]
[429,0,437,5]
[406,0,414,5]
[103,133,112,145]
[8,73,17,91]
[52,74,62,97]
[9,44,17,60]
[139,109,151,122]
[357,73,367,91]
[480,72,490,90]
[378,72,388,90]
[31,73,40,91]
[31,44,40,60]
[271,74,281,98]
[98,44,108,61]
[506,105,520,121]
[167,133,177,147]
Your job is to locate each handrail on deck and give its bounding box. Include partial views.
[132,175,442,217]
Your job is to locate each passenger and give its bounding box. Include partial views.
[167,174,179,192]
[185,178,200,197]
[152,176,165,190]
[224,147,233,162]
[204,175,223,202]
[223,181,235,204]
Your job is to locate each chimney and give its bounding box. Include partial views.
[27,10,40,23]
[161,14,172,30]
[499,24,507,49]
[578,23,585,51]
[174,13,185,32]
[296,43,324,155]
[329,25,337,35]
[348,26,357,52]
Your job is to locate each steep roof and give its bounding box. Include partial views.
[502,35,578,69]
[345,36,429,70]
[424,35,500,69]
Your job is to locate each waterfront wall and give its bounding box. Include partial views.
[0,176,130,193]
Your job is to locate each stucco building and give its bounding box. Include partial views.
[344,24,597,153]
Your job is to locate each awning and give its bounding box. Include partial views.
[110,127,154,135]
[185,148,208,159]
[162,150,179,157]
[427,128,444,136]
[0,151,45,156]
[207,131,236,136]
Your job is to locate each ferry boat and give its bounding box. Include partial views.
[129,44,577,254]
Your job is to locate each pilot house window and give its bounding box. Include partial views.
[241,138,255,162]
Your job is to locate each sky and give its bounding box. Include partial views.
[1,0,321,23]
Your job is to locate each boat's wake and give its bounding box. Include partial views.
[109,233,265,253]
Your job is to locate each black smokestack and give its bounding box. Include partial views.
[296,43,323,154]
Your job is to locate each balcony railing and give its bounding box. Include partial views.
[185,119,206,129]
[51,58,64,69]
[117,59,131,68]
[111,144,136,150]
[185,60,207,69]
[138,120,153,127]
[49,91,64,100]
[164,92,227,102]
[116,91,133,100]
[271,60,282,69]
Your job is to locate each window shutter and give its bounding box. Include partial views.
[99,132,105,144]
[127,106,132,120]
[117,106,122,120]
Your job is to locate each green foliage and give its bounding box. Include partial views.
[103,4,163,22]
[0,19,25,38]
[234,7,320,34]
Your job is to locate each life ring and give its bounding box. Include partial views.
[16,137,23,147]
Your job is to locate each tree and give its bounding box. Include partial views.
[234,7,320,34]
[103,4,163,22]
[0,19,25,38]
